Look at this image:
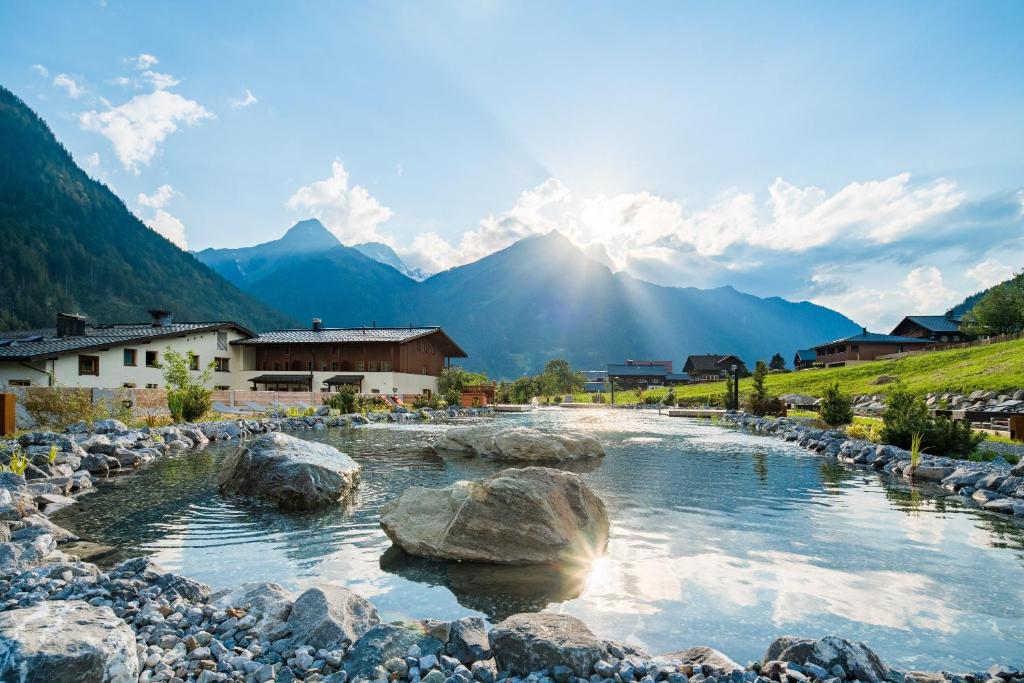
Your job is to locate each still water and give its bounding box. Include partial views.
[54,409,1024,670]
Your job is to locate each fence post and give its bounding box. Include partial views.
[0,393,14,436]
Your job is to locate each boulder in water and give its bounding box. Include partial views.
[489,612,610,677]
[763,636,888,682]
[434,425,604,462]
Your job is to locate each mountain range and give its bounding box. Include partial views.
[197,219,863,377]
[0,86,291,332]
[2,83,862,377]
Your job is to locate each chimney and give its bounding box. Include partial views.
[148,309,173,327]
[312,318,323,332]
[862,327,867,335]
[56,313,86,338]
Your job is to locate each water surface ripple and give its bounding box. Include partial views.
[54,409,1024,670]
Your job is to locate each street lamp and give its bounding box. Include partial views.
[730,364,739,410]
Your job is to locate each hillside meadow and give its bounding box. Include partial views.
[575,337,1024,405]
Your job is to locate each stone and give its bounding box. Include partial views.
[489,613,610,677]
[910,465,956,482]
[218,432,361,509]
[288,585,380,650]
[343,623,444,680]
[210,581,296,636]
[447,617,492,664]
[0,530,57,575]
[92,419,129,434]
[0,599,139,682]
[763,637,887,683]
[660,647,741,677]
[380,467,609,564]
[433,426,604,462]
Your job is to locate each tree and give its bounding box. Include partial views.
[769,353,786,371]
[744,361,784,416]
[722,373,738,410]
[161,348,213,422]
[538,359,584,396]
[510,376,537,404]
[962,279,1024,336]
[819,381,854,428]
[438,366,489,394]
[880,382,929,449]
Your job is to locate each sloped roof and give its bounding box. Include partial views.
[236,326,468,357]
[794,349,817,361]
[684,354,743,372]
[0,321,253,361]
[607,363,668,377]
[892,315,962,334]
[812,331,933,350]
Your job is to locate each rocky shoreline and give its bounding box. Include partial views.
[1,409,1022,682]
[721,412,1024,518]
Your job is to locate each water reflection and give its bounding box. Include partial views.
[53,409,1024,670]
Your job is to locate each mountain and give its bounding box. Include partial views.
[195,220,417,324]
[948,270,1023,317]
[200,219,862,376]
[353,242,429,281]
[0,86,292,332]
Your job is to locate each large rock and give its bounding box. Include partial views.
[763,636,888,682]
[218,432,360,509]
[489,612,609,677]
[447,616,492,663]
[210,581,295,636]
[287,585,380,650]
[660,646,741,676]
[0,600,139,682]
[343,623,444,679]
[434,425,605,462]
[380,466,609,564]
[0,529,57,575]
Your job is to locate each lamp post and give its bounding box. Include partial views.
[730,364,739,410]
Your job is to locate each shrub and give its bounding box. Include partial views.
[22,387,95,430]
[0,446,29,476]
[744,361,785,416]
[162,348,212,422]
[443,388,461,408]
[666,388,677,406]
[819,381,854,427]
[323,386,357,413]
[880,383,929,449]
[356,395,392,413]
[924,416,983,456]
[845,421,881,443]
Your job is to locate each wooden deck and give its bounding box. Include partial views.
[666,408,727,418]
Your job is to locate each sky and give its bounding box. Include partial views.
[1,1,1023,329]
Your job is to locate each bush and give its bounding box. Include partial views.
[924,416,983,456]
[356,395,392,413]
[845,421,881,443]
[162,349,212,422]
[323,386,357,413]
[443,388,461,407]
[880,383,929,449]
[819,381,854,427]
[412,394,444,410]
[744,361,784,416]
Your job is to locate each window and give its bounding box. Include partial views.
[8,379,30,387]
[145,351,159,367]
[332,361,339,371]
[320,362,327,371]
[355,360,365,371]
[421,364,428,375]
[189,354,200,371]
[123,348,137,366]
[214,357,230,372]
[146,383,159,389]
[78,355,99,376]
[368,360,379,372]
[217,331,228,351]
[215,385,230,391]
[122,382,136,389]
[381,360,392,371]
[273,362,281,370]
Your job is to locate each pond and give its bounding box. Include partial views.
[53,408,1024,671]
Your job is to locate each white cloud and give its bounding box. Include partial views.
[902,266,956,311]
[965,258,1016,290]
[31,64,48,78]
[84,152,100,168]
[142,70,180,90]
[79,90,213,173]
[137,184,177,209]
[109,76,133,87]
[53,73,85,98]
[229,88,257,108]
[144,209,188,249]
[133,53,159,70]
[137,184,187,248]
[285,159,393,244]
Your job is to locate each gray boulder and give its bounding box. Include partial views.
[210,581,295,636]
[343,622,444,679]
[288,585,380,650]
[446,616,492,663]
[0,600,139,682]
[660,646,741,676]
[92,418,128,434]
[380,466,609,564]
[218,432,360,509]
[763,636,888,682]
[0,529,57,575]
[489,612,610,677]
[434,425,604,462]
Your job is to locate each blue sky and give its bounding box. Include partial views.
[1,1,1022,328]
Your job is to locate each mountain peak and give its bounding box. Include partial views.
[280,219,339,249]
[352,241,429,281]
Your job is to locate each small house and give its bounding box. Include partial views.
[682,354,747,382]
[793,349,817,370]
[889,315,971,344]
[810,328,931,367]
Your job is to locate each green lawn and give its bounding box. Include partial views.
[575,336,1024,405]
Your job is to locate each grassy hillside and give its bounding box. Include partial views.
[580,337,1024,404]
